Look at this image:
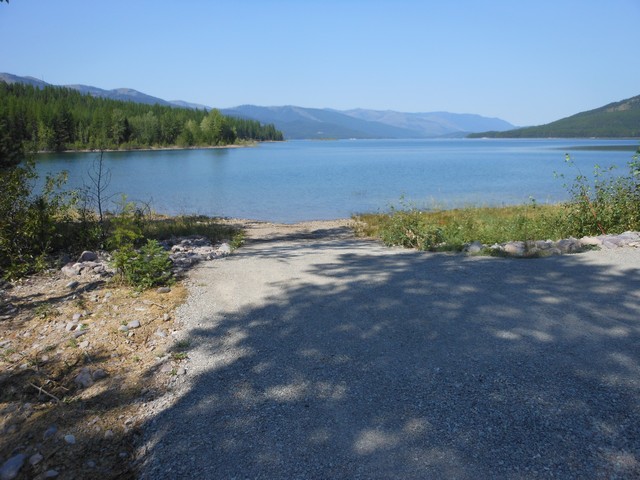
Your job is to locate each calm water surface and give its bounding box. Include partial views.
[36,139,638,223]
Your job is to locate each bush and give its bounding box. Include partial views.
[0,160,75,279]
[112,239,173,290]
[562,150,640,236]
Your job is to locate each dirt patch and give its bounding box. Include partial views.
[0,271,189,479]
[0,219,361,479]
[222,218,357,242]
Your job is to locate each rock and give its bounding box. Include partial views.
[65,322,78,332]
[43,469,59,478]
[556,237,582,254]
[580,236,602,247]
[74,369,93,388]
[503,241,525,256]
[176,367,186,376]
[156,287,171,294]
[163,313,171,322]
[78,341,89,349]
[217,243,232,255]
[118,325,128,332]
[127,320,141,329]
[28,453,43,466]
[72,329,87,338]
[92,369,107,380]
[64,434,76,444]
[61,264,81,277]
[0,453,26,480]
[104,429,114,440]
[43,425,57,440]
[464,241,483,254]
[78,251,98,262]
[154,329,167,338]
[65,281,79,290]
[85,460,96,469]
[72,313,82,322]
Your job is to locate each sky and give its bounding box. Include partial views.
[1,0,638,126]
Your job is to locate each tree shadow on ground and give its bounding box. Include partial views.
[139,238,640,479]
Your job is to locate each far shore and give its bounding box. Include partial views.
[35,140,287,155]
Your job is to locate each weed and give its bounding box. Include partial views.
[34,304,60,319]
[173,339,191,351]
[230,231,245,250]
[171,352,188,361]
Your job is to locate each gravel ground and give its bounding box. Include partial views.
[138,222,640,479]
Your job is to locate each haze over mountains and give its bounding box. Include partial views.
[0,73,516,139]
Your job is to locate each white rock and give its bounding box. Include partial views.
[503,241,525,256]
[127,320,141,329]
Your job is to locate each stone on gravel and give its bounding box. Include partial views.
[42,470,59,478]
[503,241,525,256]
[74,369,93,388]
[65,281,79,290]
[43,425,57,440]
[64,434,76,445]
[28,453,43,466]
[0,453,26,480]
[464,241,483,254]
[163,313,171,322]
[556,237,582,254]
[127,320,141,329]
[61,264,81,277]
[118,325,128,332]
[157,287,171,294]
[104,429,114,440]
[72,329,87,338]
[217,243,232,255]
[92,369,107,380]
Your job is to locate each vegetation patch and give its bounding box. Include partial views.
[356,148,640,251]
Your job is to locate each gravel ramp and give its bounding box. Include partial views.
[139,223,640,479]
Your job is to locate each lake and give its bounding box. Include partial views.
[35,139,639,223]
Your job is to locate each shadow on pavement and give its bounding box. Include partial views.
[138,238,640,479]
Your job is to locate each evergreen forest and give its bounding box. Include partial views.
[0,82,283,154]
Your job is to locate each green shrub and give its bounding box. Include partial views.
[0,160,75,279]
[561,150,640,236]
[112,239,173,290]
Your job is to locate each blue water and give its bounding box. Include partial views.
[35,139,638,223]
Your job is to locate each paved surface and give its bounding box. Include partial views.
[139,227,640,479]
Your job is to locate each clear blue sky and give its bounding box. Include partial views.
[1,0,638,126]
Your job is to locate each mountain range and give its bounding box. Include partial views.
[0,72,516,139]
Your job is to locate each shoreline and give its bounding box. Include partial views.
[34,140,287,155]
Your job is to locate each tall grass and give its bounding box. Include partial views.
[356,147,640,251]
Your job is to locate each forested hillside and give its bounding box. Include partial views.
[469,94,640,138]
[0,82,283,152]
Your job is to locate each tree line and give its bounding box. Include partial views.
[0,82,283,153]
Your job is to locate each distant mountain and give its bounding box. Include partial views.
[469,94,640,138]
[222,105,516,139]
[342,109,516,138]
[0,72,208,110]
[221,105,424,139]
[1,72,519,138]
